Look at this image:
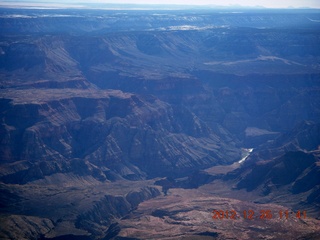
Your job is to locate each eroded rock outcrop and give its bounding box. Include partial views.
[76,187,161,237]
[0,215,54,240]
[0,89,240,182]
[225,122,320,211]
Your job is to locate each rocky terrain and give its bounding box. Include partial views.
[106,188,320,240]
[0,88,239,181]
[0,7,319,239]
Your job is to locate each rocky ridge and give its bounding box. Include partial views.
[0,88,240,182]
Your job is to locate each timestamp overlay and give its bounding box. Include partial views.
[212,209,307,220]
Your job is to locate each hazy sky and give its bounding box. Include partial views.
[1,0,320,9]
[104,0,319,8]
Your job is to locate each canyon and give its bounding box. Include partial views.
[0,7,320,239]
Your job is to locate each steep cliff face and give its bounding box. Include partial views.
[0,89,240,182]
[235,151,319,192]
[225,122,320,210]
[1,10,319,141]
[0,215,54,240]
[245,121,320,161]
[0,181,161,239]
[76,187,160,237]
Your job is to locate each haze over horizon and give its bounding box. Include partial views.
[1,0,320,9]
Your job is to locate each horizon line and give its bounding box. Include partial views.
[0,2,319,10]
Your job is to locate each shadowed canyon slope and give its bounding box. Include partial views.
[0,88,239,182]
[0,8,320,239]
